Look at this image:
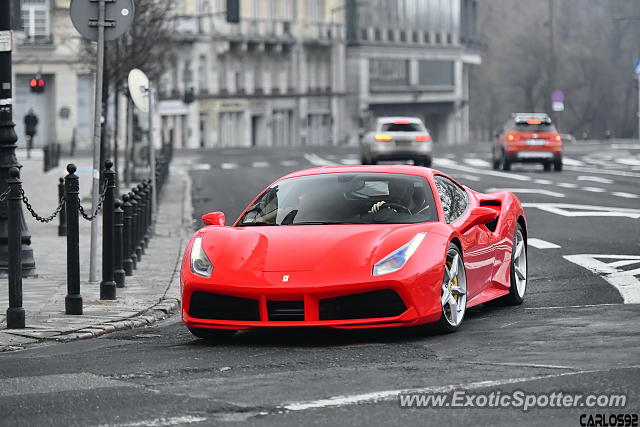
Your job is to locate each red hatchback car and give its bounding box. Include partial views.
[492,113,563,171]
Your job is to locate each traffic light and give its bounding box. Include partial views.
[226,0,240,23]
[29,75,45,93]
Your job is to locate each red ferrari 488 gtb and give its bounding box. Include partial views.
[181,165,528,339]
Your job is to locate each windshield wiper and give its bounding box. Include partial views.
[236,221,279,227]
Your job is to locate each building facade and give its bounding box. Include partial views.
[10,0,481,150]
[161,0,347,149]
[12,0,92,149]
[344,0,481,145]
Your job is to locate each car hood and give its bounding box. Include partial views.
[199,223,441,273]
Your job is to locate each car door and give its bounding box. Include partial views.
[434,176,494,299]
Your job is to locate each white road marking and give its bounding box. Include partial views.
[486,188,565,198]
[282,369,608,411]
[557,182,578,188]
[562,157,586,166]
[616,158,640,166]
[577,175,613,184]
[220,163,237,170]
[191,164,211,171]
[564,165,640,178]
[522,203,640,219]
[581,186,606,193]
[281,160,298,166]
[305,153,338,166]
[252,161,269,168]
[433,158,531,181]
[97,416,208,427]
[533,179,552,185]
[341,158,360,165]
[563,255,640,304]
[525,303,622,310]
[458,174,481,182]
[528,238,561,249]
[612,192,639,199]
[463,158,491,168]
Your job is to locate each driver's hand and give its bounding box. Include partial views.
[369,201,386,214]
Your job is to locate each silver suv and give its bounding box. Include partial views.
[360,117,433,167]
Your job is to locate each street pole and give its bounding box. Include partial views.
[0,0,36,278]
[89,0,106,283]
[148,84,157,219]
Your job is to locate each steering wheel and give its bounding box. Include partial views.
[378,202,411,214]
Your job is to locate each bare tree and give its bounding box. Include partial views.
[80,0,176,184]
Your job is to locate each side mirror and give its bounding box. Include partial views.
[459,207,498,234]
[202,212,226,226]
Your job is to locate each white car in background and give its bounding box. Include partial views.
[360,117,433,167]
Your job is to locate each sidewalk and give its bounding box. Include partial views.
[0,150,194,351]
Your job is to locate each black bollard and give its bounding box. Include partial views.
[6,167,25,329]
[133,186,144,261]
[100,160,117,300]
[64,164,82,315]
[58,177,66,236]
[137,184,147,254]
[129,190,139,267]
[113,199,125,288]
[122,194,134,276]
[143,180,151,248]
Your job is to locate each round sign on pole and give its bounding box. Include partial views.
[70,0,135,42]
[128,69,150,113]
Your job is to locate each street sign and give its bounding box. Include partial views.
[552,101,564,112]
[0,30,12,52]
[634,60,640,76]
[552,90,564,103]
[128,69,150,112]
[70,0,134,42]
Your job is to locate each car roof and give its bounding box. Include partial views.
[376,116,424,124]
[277,165,440,182]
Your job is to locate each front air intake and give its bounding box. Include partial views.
[319,290,406,320]
[189,292,260,321]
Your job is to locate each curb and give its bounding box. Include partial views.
[51,298,181,342]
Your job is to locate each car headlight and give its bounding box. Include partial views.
[372,233,427,276]
[190,236,213,277]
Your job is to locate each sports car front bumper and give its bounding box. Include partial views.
[181,272,443,330]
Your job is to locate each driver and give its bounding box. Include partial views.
[368,179,429,215]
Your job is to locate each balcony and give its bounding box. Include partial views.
[301,21,345,45]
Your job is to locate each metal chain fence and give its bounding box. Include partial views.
[0,187,10,202]
[20,189,66,223]
[78,183,108,221]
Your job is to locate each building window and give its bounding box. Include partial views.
[369,58,409,89]
[21,0,51,42]
[418,60,454,87]
[198,55,208,93]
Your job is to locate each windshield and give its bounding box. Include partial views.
[236,173,438,226]
[514,123,557,132]
[380,123,424,132]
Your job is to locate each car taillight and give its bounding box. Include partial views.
[375,134,393,141]
[415,135,431,142]
[506,133,519,142]
[554,134,562,142]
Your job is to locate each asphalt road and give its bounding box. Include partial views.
[1,141,639,427]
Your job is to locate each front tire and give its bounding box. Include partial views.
[188,327,236,341]
[434,244,468,333]
[543,161,552,171]
[496,223,527,306]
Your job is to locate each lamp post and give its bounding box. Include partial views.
[0,1,36,278]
